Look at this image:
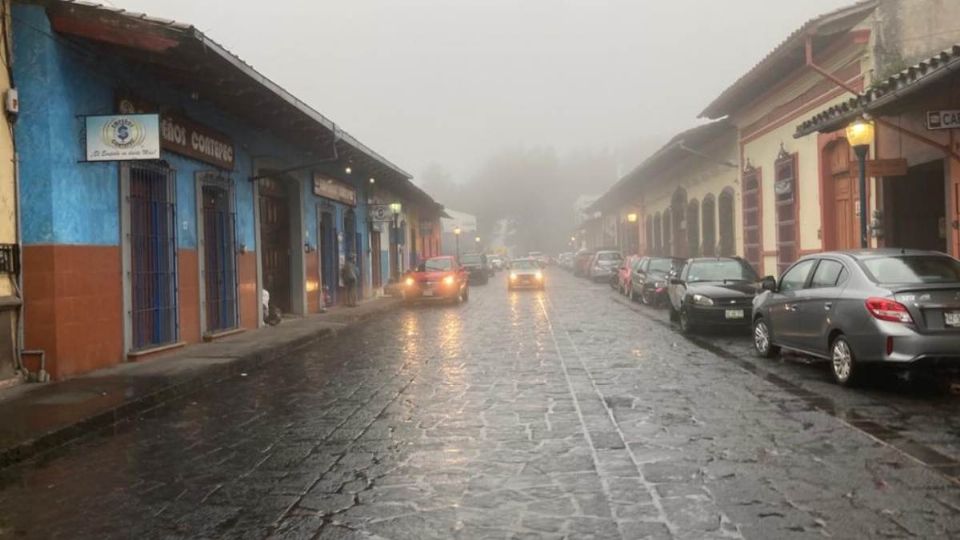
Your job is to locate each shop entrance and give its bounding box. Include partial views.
[201,182,237,333]
[319,210,337,306]
[259,177,292,313]
[128,162,178,351]
[822,139,858,251]
[883,159,947,252]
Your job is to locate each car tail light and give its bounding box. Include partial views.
[865,297,914,324]
[443,275,455,285]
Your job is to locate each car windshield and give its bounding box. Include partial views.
[423,258,453,271]
[461,254,482,264]
[686,260,757,283]
[861,255,960,284]
[648,258,677,273]
[597,252,621,261]
[512,259,538,270]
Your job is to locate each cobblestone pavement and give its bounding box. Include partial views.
[1,269,960,539]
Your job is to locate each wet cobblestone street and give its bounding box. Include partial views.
[2,269,960,539]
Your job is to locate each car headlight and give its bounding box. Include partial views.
[405,277,415,287]
[692,294,714,306]
[443,275,455,286]
[535,271,543,280]
[510,273,518,281]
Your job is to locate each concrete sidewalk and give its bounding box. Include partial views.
[0,297,399,468]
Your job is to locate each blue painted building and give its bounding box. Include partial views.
[12,0,442,379]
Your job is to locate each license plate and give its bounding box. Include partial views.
[725,309,745,320]
[422,289,434,297]
[945,311,960,327]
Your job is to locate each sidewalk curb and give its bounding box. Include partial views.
[0,300,397,469]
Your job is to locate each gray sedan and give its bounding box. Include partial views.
[752,249,960,386]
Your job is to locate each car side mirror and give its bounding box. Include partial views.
[761,276,777,292]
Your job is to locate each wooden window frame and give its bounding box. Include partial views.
[741,166,763,273]
[774,151,800,276]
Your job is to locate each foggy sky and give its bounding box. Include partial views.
[111,0,853,184]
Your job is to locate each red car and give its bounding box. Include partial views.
[402,256,470,304]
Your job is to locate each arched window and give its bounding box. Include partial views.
[687,199,700,258]
[653,213,662,255]
[662,208,672,256]
[742,166,762,271]
[719,188,735,257]
[775,149,799,275]
[671,189,687,257]
[702,194,716,257]
[645,215,654,256]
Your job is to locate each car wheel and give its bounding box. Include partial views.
[830,335,860,386]
[641,289,652,305]
[679,307,696,334]
[753,318,779,358]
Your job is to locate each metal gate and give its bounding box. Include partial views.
[129,162,178,350]
[202,183,237,333]
[259,177,291,313]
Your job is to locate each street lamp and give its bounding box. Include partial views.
[627,213,639,254]
[453,226,462,260]
[845,118,874,248]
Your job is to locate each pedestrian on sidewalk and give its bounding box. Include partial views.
[341,255,358,307]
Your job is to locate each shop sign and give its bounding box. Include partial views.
[865,158,908,177]
[85,114,160,161]
[313,173,356,206]
[927,110,960,130]
[118,97,235,169]
[369,204,391,221]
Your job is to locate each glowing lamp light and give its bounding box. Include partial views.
[454,227,462,236]
[405,277,415,287]
[845,118,874,148]
[389,202,402,215]
[345,166,352,174]
[627,213,638,223]
[369,177,376,184]
[475,236,481,243]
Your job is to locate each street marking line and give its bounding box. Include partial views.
[535,293,679,539]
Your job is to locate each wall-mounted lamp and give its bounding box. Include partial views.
[389,202,402,215]
[627,212,638,223]
[345,166,352,174]
[369,177,376,184]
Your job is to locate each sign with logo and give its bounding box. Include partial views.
[85,114,160,161]
[313,173,356,206]
[927,110,960,130]
[118,97,235,170]
[369,204,391,221]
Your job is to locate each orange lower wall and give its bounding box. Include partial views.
[23,245,124,380]
[178,249,200,344]
[238,252,258,330]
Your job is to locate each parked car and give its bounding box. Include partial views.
[588,250,623,283]
[558,252,574,270]
[508,258,545,290]
[573,250,596,277]
[460,252,490,284]
[402,256,469,304]
[752,249,960,386]
[668,257,760,334]
[631,256,686,306]
[489,255,505,271]
[616,255,643,295]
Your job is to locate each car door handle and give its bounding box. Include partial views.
[785,303,799,312]
[824,302,833,311]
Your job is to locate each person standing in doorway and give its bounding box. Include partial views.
[341,255,358,307]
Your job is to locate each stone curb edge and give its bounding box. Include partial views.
[0,301,397,469]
